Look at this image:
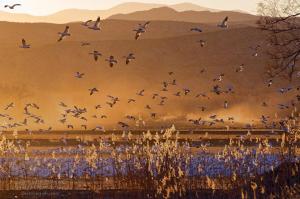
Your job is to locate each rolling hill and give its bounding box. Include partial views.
[108,7,258,24]
[0,2,242,24]
[0,16,297,130]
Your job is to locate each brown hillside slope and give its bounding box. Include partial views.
[109,7,258,24]
[0,20,297,130]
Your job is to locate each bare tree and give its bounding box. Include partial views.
[257,0,300,80]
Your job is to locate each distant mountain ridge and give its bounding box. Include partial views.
[0,2,253,24]
[108,7,258,24]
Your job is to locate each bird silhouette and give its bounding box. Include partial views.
[197,40,206,47]
[57,26,71,42]
[136,89,145,96]
[75,72,84,78]
[124,53,135,65]
[89,17,101,30]
[105,56,118,67]
[4,4,21,9]
[218,16,229,28]
[190,27,203,32]
[20,39,30,48]
[89,88,99,95]
[133,21,150,40]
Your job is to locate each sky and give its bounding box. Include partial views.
[0,0,261,15]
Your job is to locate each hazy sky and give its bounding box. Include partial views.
[0,0,261,15]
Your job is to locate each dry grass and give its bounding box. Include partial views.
[0,125,297,198]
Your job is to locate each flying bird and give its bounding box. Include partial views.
[4,103,14,110]
[57,26,71,42]
[190,27,203,32]
[89,88,99,95]
[158,100,165,106]
[152,93,159,99]
[212,85,222,95]
[174,92,181,97]
[197,40,206,47]
[126,115,136,121]
[236,64,244,72]
[262,102,268,107]
[59,118,67,124]
[133,21,150,40]
[105,56,118,67]
[93,125,105,131]
[171,79,177,86]
[136,89,145,96]
[118,122,129,128]
[225,85,235,94]
[267,79,273,87]
[128,99,136,103]
[89,17,101,30]
[151,113,157,119]
[20,39,30,48]
[106,102,114,108]
[4,4,21,9]
[59,102,68,108]
[250,45,261,57]
[81,42,90,46]
[183,88,191,95]
[224,101,229,109]
[218,16,229,28]
[124,53,135,65]
[67,125,74,129]
[100,115,107,119]
[89,51,102,61]
[210,115,217,119]
[200,106,206,112]
[75,72,84,78]
[213,73,225,82]
[278,86,292,94]
[196,93,210,99]
[95,105,102,109]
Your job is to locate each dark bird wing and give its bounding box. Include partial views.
[143,21,150,28]
[64,26,70,34]
[135,32,141,40]
[12,4,21,8]
[95,17,100,26]
[84,19,92,25]
[222,16,228,25]
[58,35,63,42]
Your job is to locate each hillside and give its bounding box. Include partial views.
[108,7,258,24]
[0,18,298,130]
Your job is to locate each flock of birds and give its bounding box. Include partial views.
[1,4,299,132]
